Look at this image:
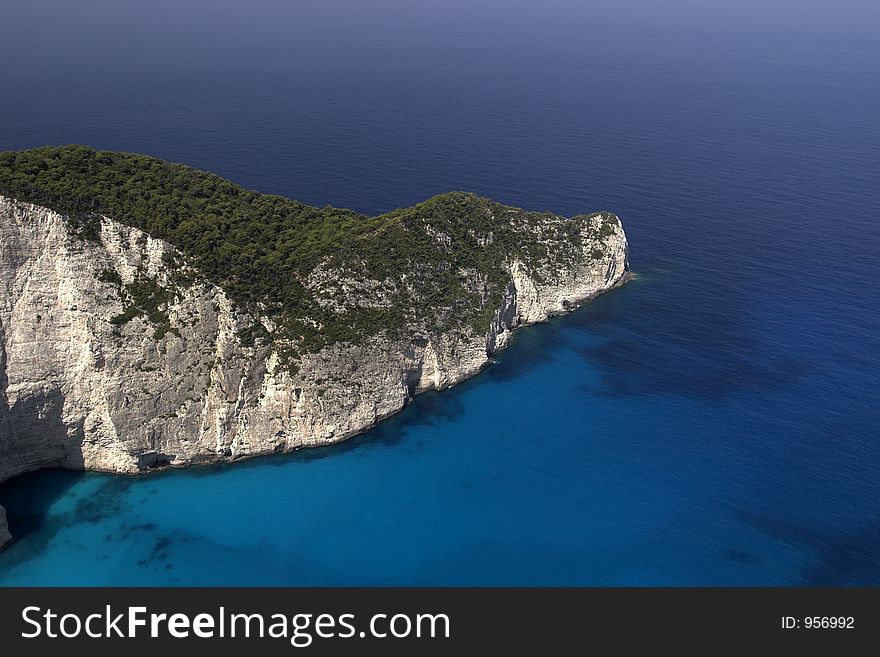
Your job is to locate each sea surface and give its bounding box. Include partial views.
[0,1,878,585]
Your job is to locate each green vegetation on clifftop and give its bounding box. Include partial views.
[0,145,617,367]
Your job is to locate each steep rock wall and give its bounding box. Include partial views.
[0,196,629,544]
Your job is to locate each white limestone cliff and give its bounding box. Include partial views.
[0,195,629,545]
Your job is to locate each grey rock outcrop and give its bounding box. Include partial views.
[0,195,629,545]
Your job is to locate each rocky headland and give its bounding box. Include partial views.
[0,146,630,546]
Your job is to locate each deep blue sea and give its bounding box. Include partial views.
[0,1,878,585]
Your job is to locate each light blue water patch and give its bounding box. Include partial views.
[1,278,871,585]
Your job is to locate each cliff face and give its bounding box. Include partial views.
[0,194,629,544]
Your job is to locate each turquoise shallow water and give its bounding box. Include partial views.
[0,269,877,585]
[0,2,879,584]
[0,299,827,585]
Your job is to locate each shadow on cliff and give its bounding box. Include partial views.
[0,469,140,574]
[0,469,83,540]
[0,385,91,565]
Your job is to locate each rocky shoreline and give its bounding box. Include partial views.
[0,195,630,546]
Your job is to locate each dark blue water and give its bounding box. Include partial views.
[0,1,878,585]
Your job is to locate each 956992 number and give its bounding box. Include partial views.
[781,616,854,630]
